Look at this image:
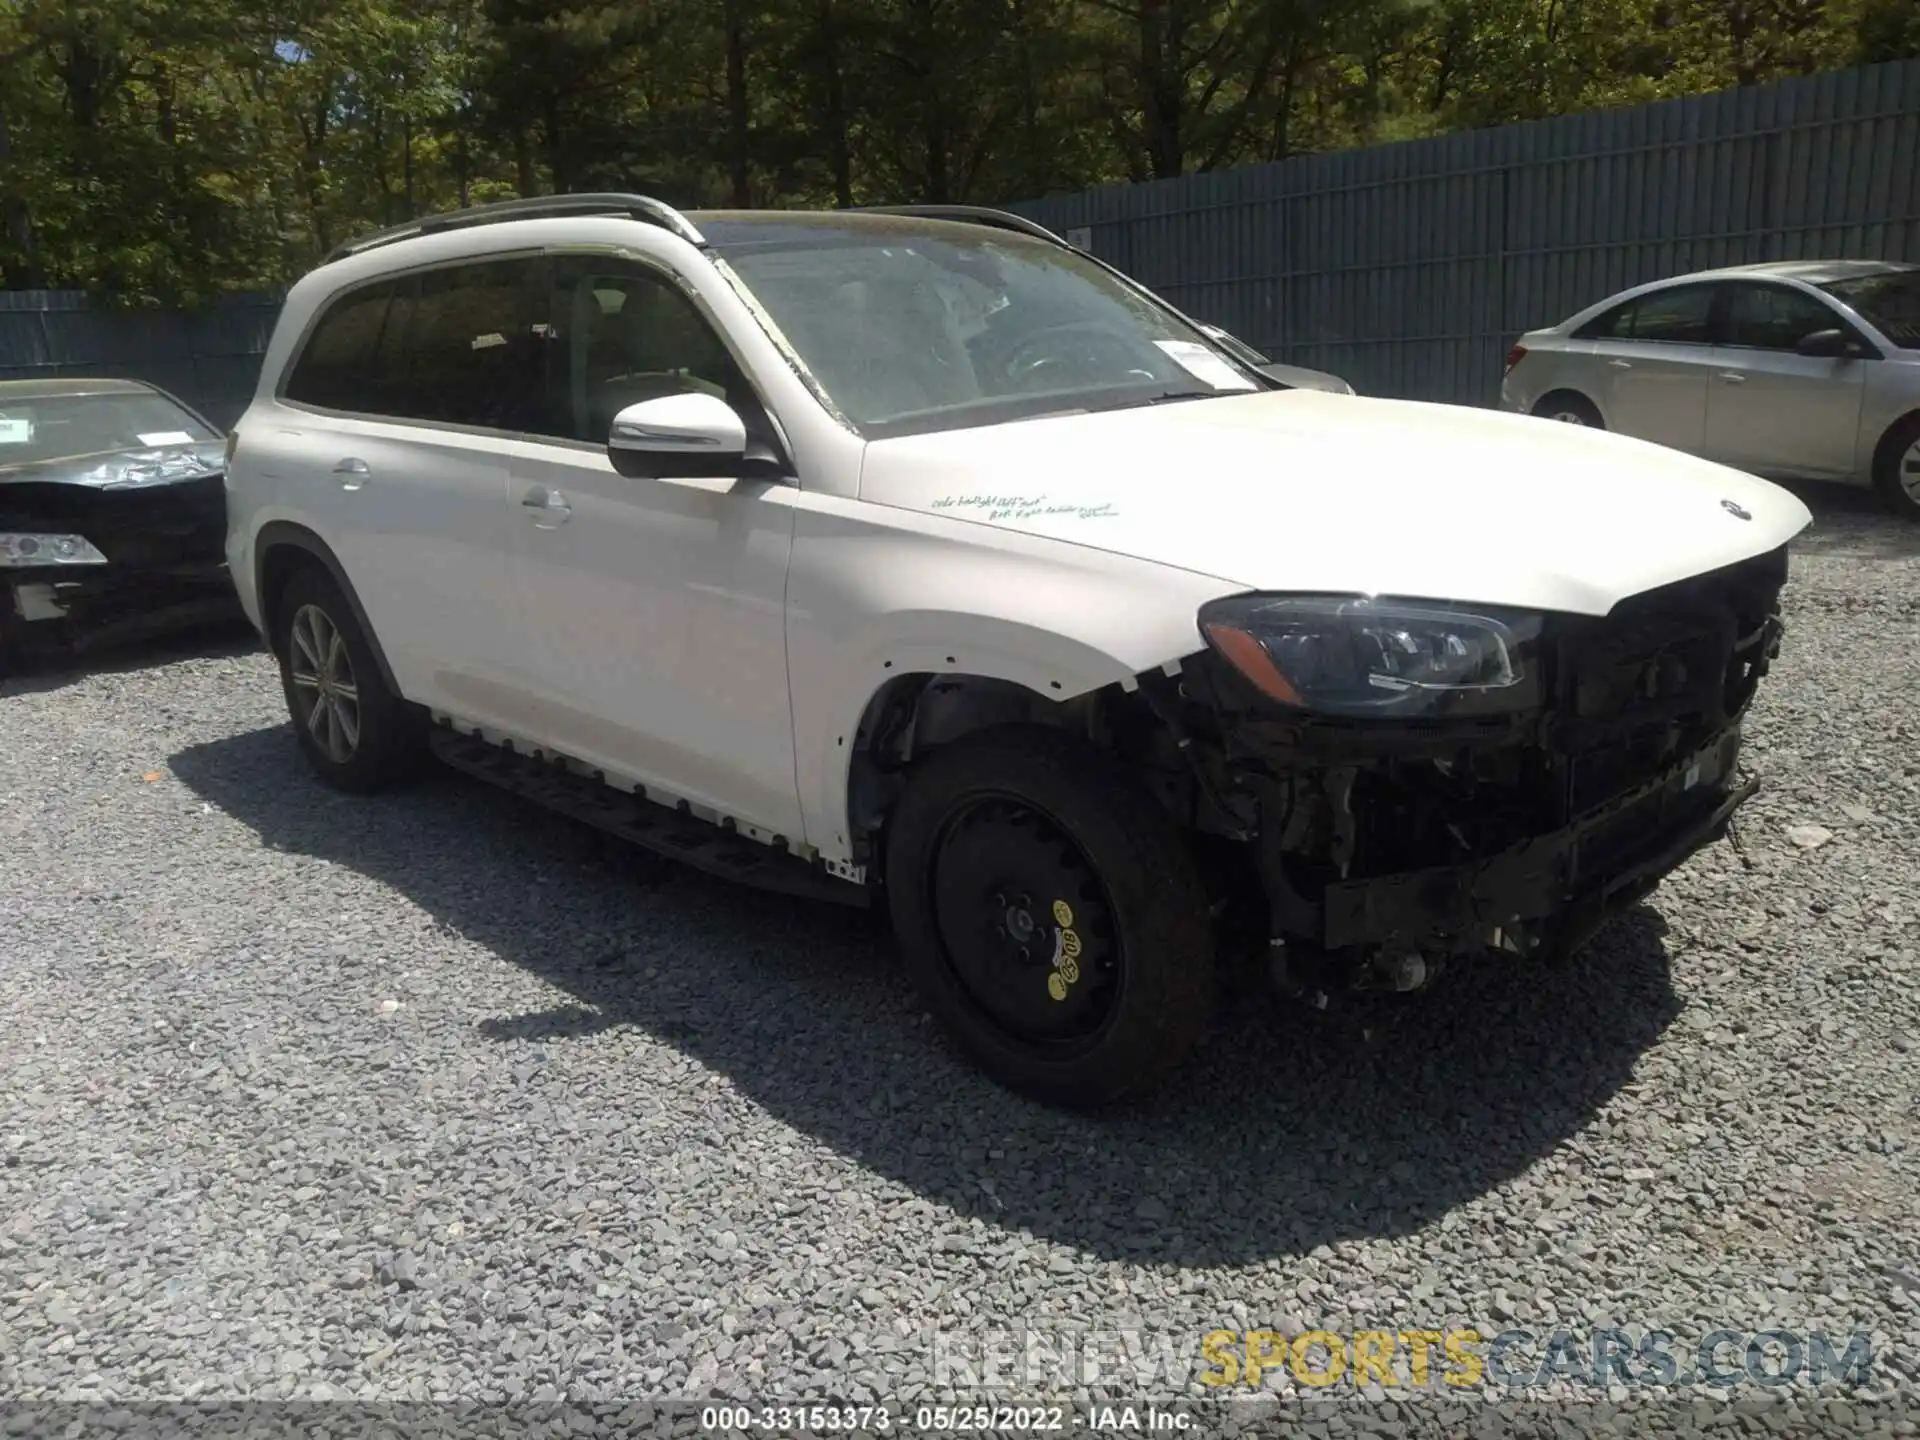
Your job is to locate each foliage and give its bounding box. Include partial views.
[0,0,1910,298]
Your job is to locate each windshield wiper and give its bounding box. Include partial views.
[1092,389,1220,413]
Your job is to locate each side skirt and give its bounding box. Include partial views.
[427,726,870,909]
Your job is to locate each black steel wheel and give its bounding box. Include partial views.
[929,796,1121,1051]
[887,725,1215,1108]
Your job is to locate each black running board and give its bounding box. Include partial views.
[429,729,870,908]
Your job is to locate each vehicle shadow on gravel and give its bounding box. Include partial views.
[173,725,1683,1268]
[0,618,261,698]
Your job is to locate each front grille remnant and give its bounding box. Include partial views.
[1169,544,1792,972]
[1551,545,1787,817]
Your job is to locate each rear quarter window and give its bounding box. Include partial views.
[1574,284,1715,344]
[283,284,396,411]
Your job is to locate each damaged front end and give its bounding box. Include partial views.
[1,448,237,666]
[1144,545,1789,994]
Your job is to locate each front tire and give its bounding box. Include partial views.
[885,725,1215,1108]
[274,565,422,792]
[1871,411,1920,522]
[1532,390,1604,428]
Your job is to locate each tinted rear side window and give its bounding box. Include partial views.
[1575,300,1635,341]
[1575,284,1715,344]
[283,260,547,429]
[1629,285,1715,343]
[283,284,395,410]
[399,260,546,430]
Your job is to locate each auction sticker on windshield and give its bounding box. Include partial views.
[1154,340,1257,392]
[0,418,32,444]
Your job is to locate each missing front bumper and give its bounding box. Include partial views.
[5,564,240,655]
[1313,726,1753,957]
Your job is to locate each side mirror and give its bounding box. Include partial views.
[1795,327,1865,360]
[608,392,765,479]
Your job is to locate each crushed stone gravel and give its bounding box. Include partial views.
[1,486,1917,1431]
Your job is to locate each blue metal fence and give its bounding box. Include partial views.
[1013,58,1920,405]
[0,291,281,430]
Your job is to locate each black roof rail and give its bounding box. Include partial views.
[323,193,705,265]
[846,205,1073,248]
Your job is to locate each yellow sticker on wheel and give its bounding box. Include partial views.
[1057,956,1080,985]
[1046,973,1069,1002]
[1060,928,1082,961]
[1052,899,1074,928]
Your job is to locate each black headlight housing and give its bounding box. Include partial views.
[1198,593,1547,720]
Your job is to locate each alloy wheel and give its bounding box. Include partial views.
[1550,409,1588,425]
[288,602,360,764]
[1903,437,1920,502]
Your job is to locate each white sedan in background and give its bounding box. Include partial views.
[1502,260,1920,519]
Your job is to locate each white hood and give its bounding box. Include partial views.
[857,391,1813,617]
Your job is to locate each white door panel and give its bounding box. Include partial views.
[506,442,802,836]
[275,413,519,715]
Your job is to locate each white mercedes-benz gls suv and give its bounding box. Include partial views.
[226,195,1811,1107]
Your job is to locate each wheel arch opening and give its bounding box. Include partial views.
[253,524,402,695]
[841,664,1212,881]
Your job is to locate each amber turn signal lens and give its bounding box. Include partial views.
[1202,621,1304,707]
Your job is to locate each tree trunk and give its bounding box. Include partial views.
[514,124,536,197]
[543,96,565,193]
[1139,0,1183,179]
[817,0,852,206]
[924,104,951,202]
[0,99,46,287]
[299,92,334,255]
[725,0,752,205]
[458,114,471,208]
[370,106,394,225]
[1728,1,1758,86]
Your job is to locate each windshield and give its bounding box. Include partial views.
[1817,268,1920,350]
[0,389,219,468]
[711,223,1263,438]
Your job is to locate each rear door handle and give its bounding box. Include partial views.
[332,457,370,490]
[1717,371,1748,384]
[1607,359,1633,370]
[521,485,572,527]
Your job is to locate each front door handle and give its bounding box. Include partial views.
[332,457,370,490]
[520,485,572,527]
[1717,371,1748,384]
[1607,358,1633,370]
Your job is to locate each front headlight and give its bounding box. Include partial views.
[1198,594,1545,718]
[0,533,110,568]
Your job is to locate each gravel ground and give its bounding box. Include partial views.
[2,483,1918,1430]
